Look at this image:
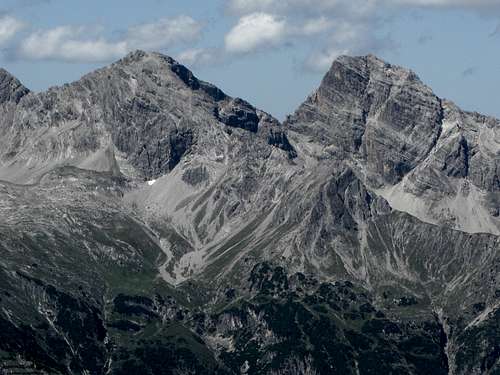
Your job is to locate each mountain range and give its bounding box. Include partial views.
[0,50,498,374]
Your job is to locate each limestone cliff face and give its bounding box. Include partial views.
[0,51,498,374]
[286,55,443,184]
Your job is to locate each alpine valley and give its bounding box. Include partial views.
[0,50,498,374]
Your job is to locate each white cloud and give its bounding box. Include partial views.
[305,47,349,72]
[226,0,383,18]
[390,0,500,7]
[329,21,362,44]
[224,0,389,69]
[224,13,334,53]
[225,0,391,69]
[227,0,349,14]
[227,0,500,13]
[225,12,286,53]
[228,0,280,14]
[58,39,128,62]
[18,26,127,62]
[177,48,217,67]
[126,16,202,51]
[303,20,395,72]
[298,17,334,35]
[227,0,500,72]
[0,15,24,46]
[17,16,203,63]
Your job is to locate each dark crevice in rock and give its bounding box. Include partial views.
[199,81,227,102]
[461,137,470,178]
[134,127,194,179]
[168,128,194,171]
[168,60,227,102]
[267,129,297,159]
[170,62,201,91]
[182,165,209,186]
[441,135,470,178]
[0,68,30,105]
[356,60,376,152]
[425,97,445,162]
[216,98,260,133]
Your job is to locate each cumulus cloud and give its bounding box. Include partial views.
[225,13,286,53]
[224,0,394,70]
[303,20,396,72]
[226,0,500,73]
[227,0,281,14]
[0,15,24,46]
[224,0,391,69]
[305,47,349,72]
[227,0,500,13]
[391,0,500,7]
[18,26,127,62]
[177,48,218,67]
[17,16,202,63]
[126,16,202,51]
[227,0,354,15]
[224,13,337,54]
[296,17,334,35]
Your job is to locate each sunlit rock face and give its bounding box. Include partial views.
[0,51,498,374]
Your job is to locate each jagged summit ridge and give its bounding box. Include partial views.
[0,67,29,104]
[0,50,292,184]
[115,50,229,102]
[286,53,442,177]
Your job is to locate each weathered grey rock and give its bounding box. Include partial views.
[286,54,443,185]
[0,68,29,104]
[267,128,297,158]
[216,97,260,133]
[182,165,209,186]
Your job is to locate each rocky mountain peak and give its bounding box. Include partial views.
[0,68,30,105]
[323,54,421,88]
[0,50,291,184]
[118,49,151,63]
[110,50,228,103]
[285,53,499,235]
[286,53,442,185]
[115,49,182,70]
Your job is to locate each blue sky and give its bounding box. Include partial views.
[0,0,499,121]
